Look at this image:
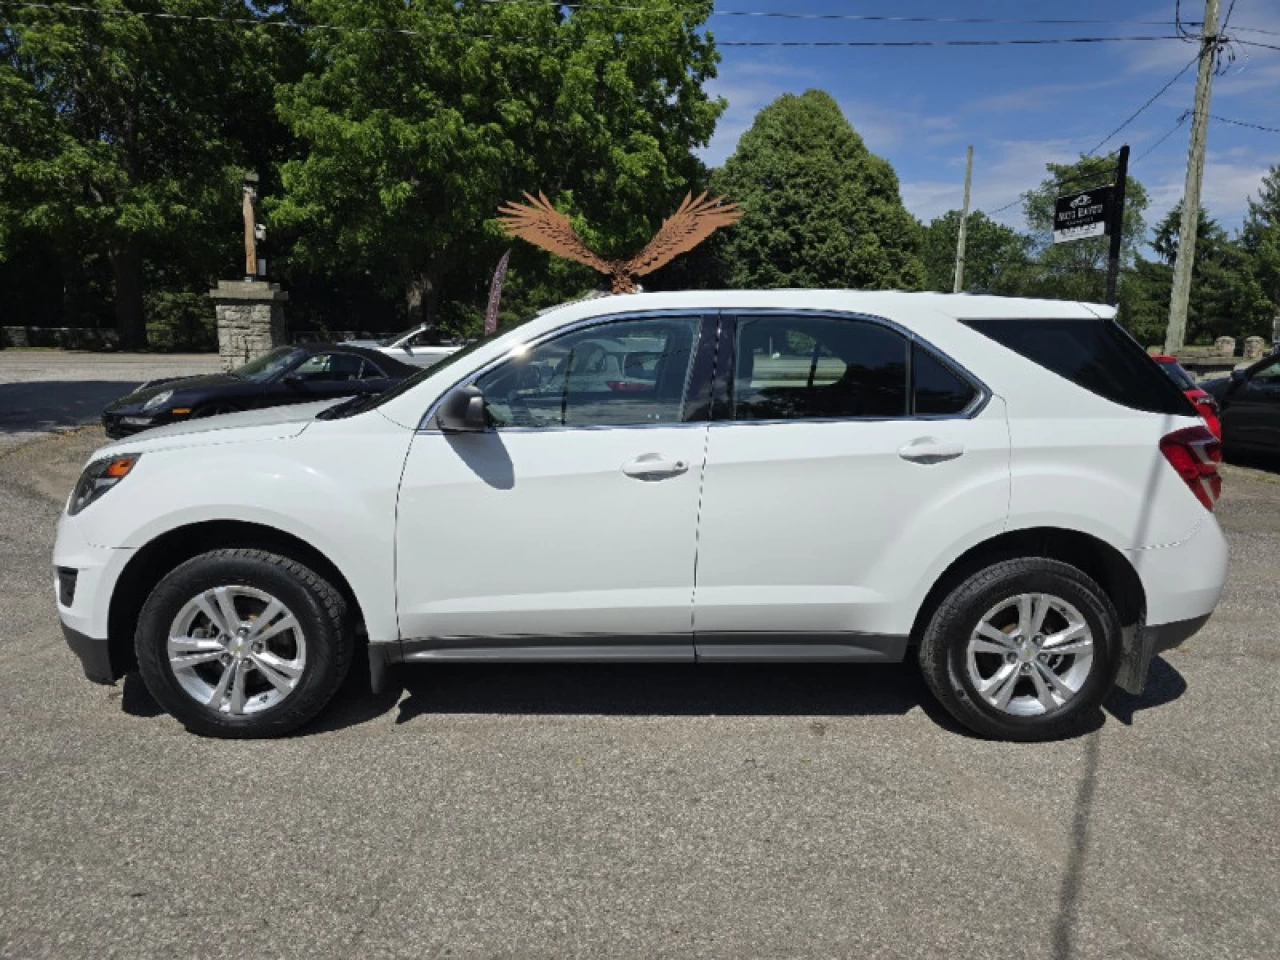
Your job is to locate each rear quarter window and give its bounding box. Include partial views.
[962,318,1196,417]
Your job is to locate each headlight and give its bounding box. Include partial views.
[68,454,141,516]
[141,389,174,413]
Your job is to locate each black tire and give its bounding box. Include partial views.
[918,558,1121,742]
[135,549,353,738]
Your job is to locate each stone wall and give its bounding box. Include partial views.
[210,281,288,371]
[1,326,119,350]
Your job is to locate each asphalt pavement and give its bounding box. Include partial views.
[0,353,1277,959]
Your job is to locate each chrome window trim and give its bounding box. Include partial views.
[416,306,991,433]
[416,308,713,433]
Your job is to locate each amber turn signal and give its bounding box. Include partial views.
[104,457,137,479]
[171,408,192,415]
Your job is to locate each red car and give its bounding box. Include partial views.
[1152,354,1222,439]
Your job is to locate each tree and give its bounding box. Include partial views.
[1242,164,1280,316]
[711,90,924,291]
[1017,155,1148,305]
[271,0,722,329]
[0,2,274,347]
[1124,203,1272,347]
[920,209,1032,294]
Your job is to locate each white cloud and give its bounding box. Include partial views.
[901,138,1083,227]
[699,59,958,167]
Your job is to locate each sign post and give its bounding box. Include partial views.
[1105,144,1130,307]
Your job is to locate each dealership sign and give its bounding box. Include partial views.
[1053,186,1113,243]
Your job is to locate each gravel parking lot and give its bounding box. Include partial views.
[1,354,1278,959]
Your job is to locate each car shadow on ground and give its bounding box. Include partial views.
[0,380,136,434]
[117,653,1188,739]
[314,653,1186,738]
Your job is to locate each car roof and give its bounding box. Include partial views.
[531,289,1116,326]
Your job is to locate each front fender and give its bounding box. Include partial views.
[74,415,413,644]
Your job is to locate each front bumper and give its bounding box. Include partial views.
[54,513,137,681]
[62,623,125,684]
[101,410,164,439]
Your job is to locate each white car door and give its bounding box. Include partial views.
[693,311,1011,660]
[395,313,716,658]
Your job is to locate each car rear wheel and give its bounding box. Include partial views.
[918,558,1120,741]
[135,549,353,738]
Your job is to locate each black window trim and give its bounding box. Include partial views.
[714,309,990,426]
[417,309,722,434]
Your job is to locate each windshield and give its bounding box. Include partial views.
[380,324,423,347]
[355,329,506,413]
[234,346,305,383]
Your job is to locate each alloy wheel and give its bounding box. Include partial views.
[166,585,307,715]
[965,592,1095,717]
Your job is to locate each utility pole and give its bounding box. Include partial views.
[1105,144,1129,306]
[1164,0,1221,355]
[954,145,974,293]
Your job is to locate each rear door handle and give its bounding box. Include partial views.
[621,454,690,479]
[898,438,965,464]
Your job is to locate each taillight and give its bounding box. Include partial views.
[1160,426,1222,511]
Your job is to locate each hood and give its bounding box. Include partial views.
[108,372,243,409]
[98,400,336,456]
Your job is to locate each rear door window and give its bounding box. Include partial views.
[731,315,909,421]
[963,318,1195,416]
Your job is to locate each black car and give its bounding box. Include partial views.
[102,343,417,439]
[1202,350,1280,457]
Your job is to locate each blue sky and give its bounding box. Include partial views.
[697,0,1280,238]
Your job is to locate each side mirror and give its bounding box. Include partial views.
[435,384,488,433]
[283,374,304,389]
[1231,368,1247,382]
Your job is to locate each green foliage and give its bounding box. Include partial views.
[1016,155,1148,304]
[1123,203,1272,347]
[1242,164,1280,312]
[271,0,722,325]
[0,1,281,345]
[711,90,924,291]
[921,209,1033,294]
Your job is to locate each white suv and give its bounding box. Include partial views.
[54,291,1228,740]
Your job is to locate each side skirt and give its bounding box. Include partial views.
[370,632,910,683]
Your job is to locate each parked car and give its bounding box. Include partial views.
[101,344,416,439]
[1202,350,1280,456]
[56,291,1227,741]
[343,323,464,368]
[1151,354,1222,439]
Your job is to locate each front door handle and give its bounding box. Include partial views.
[621,454,690,479]
[898,437,965,464]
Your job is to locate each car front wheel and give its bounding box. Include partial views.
[135,549,353,738]
[918,558,1121,741]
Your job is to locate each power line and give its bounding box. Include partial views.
[482,1,1199,27]
[1238,38,1280,53]
[1207,113,1280,134]
[1132,111,1191,165]
[1085,52,1200,156]
[0,3,1196,46]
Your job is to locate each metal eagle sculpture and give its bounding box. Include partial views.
[497,191,742,294]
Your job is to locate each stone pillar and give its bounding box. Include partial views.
[1244,336,1268,361]
[1273,312,1280,349]
[1214,336,1236,357]
[209,280,289,372]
